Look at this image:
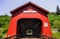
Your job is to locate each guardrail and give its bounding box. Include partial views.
[0,34,58,39]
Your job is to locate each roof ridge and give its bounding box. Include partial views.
[10,2,49,14]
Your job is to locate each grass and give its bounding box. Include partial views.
[52,32,60,39]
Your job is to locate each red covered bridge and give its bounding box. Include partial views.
[6,2,52,39]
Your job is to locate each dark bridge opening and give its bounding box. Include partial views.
[17,18,42,38]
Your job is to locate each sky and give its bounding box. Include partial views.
[0,0,60,16]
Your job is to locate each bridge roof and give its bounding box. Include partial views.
[10,2,49,14]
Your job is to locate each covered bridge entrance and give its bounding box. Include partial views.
[6,2,52,39]
[17,18,42,38]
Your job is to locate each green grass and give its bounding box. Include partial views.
[52,32,60,38]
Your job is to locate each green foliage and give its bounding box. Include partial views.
[48,13,55,27]
[48,13,60,32]
[0,15,11,38]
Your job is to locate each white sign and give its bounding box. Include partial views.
[23,11,36,13]
[44,22,48,27]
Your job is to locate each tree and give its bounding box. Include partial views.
[0,16,11,38]
[56,5,60,15]
[5,14,8,17]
